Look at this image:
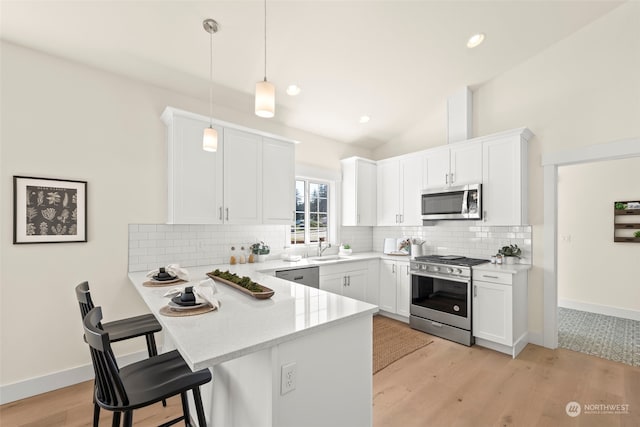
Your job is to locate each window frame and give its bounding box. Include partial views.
[291,177,333,246]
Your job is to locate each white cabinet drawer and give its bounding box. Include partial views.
[473,270,512,285]
[319,261,368,276]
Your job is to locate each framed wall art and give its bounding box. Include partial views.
[13,176,87,244]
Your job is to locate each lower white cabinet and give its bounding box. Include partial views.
[319,262,369,302]
[472,268,528,358]
[379,259,410,319]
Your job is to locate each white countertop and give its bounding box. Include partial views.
[255,251,410,273]
[472,262,532,274]
[129,264,378,370]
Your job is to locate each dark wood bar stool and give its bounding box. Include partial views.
[75,281,165,425]
[75,281,162,358]
[82,306,211,427]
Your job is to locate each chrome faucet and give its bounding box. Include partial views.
[317,241,331,257]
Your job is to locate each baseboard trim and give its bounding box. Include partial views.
[378,311,409,324]
[527,331,544,347]
[559,299,640,321]
[0,350,148,405]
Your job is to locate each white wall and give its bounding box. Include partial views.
[558,157,640,318]
[0,40,370,393]
[373,1,640,337]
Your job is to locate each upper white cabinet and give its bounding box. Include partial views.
[162,107,295,225]
[423,142,482,189]
[163,111,224,224]
[263,137,295,224]
[481,128,532,226]
[377,154,423,226]
[341,157,377,226]
[223,129,262,224]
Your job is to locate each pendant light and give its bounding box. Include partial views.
[203,19,219,152]
[255,0,275,118]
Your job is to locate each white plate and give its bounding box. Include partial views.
[167,301,207,311]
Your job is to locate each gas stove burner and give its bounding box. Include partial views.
[414,255,489,267]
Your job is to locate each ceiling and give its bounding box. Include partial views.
[0,1,624,149]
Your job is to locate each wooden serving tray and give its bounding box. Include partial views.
[206,273,274,299]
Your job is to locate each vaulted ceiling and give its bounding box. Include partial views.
[0,0,624,148]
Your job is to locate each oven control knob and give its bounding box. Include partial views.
[431,266,439,272]
[446,267,453,274]
[452,268,461,275]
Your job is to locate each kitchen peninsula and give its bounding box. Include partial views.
[128,264,378,427]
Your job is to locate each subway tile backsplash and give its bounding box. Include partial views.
[128,223,532,272]
[372,224,532,264]
[128,224,290,272]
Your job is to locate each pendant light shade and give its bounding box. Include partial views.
[203,18,219,152]
[203,127,218,152]
[255,80,275,118]
[255,0,275,118]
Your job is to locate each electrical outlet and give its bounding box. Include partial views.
[281,362,296,395]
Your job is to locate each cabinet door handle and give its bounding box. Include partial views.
[406,265,410,276]
[483,210,487,222]
[445,173,448,184]
[225,208,229,221]
[483,275,499,279]
[450,172,454,183]
[474,285,477,297]
[294,276,303,281]
[219,207,223,221]
[343,276,346,286]
[431,321,443,328]
[392,264,396,273]
[399,214,404,223]
[395,214,399,224]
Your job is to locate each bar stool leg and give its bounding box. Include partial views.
[145,333,167,407]
[193,386,207,427]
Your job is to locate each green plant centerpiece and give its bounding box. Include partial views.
[498,244,522,264]
[635,231,640,238]
[209,269,263,292]
[615,202,627,210]
[250,241,270,255]
[342,243,351,250]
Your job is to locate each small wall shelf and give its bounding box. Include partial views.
[613,200,640,242]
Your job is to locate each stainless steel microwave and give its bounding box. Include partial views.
[421,184,482,221]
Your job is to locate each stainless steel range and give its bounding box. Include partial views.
[409,255,489,346]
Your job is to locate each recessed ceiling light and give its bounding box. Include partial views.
[467,33,485,49]
[359,115,370,124]
[286,85,301,96]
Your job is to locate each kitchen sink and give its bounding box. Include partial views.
[309,255,345,263]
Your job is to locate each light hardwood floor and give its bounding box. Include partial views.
[2,338,639,426]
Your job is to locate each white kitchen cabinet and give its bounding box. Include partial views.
[422,142,482,189]
[319,261,369,302]
[262,137,295,224]
[376,155,422,226]
[162,107,295,225]
[379,259,410,319]
[162,110,224,224]
[341,157,377,226]
[224,128,262,224]
[481,128,532,226]
[472,268,528,358]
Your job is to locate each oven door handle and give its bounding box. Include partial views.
[410,271,470,284]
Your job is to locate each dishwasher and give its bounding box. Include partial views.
[275,266,319,288]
